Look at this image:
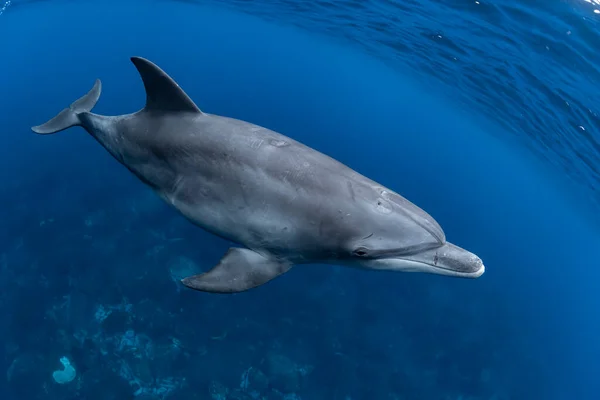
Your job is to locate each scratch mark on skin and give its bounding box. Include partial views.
[249,138,264,150]
[347,181,356,202]
[269,139,288,147]
[168,175,185,206]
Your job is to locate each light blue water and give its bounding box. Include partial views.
[0,1,599,399]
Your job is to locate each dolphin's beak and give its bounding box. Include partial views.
[367,242,485,278]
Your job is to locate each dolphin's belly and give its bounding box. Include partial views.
[163,169,353,261]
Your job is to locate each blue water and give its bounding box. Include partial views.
[1,0,599,399]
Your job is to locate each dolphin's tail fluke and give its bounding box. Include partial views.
[31,79,102,134]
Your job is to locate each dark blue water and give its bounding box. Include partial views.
[1,0,599,399]
[208,0,600,208]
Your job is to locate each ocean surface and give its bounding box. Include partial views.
[0,0,599,399]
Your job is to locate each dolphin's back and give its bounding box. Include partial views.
[30,55,442,262]
[123,110,372,259]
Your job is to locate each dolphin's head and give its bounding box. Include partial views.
[343,188,485,278]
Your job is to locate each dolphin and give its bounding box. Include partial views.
[31,56,485,294]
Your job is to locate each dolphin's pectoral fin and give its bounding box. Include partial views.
[180,248,292,294]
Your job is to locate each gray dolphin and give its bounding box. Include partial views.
[31,57,485,294]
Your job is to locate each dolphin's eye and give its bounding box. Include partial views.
[353,247,369,257]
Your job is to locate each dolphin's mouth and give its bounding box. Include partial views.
[366,242,485,278]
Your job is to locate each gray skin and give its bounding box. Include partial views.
[32,56,485,293]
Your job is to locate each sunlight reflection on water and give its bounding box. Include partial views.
[0,1,11,16]
[583,0,600,13]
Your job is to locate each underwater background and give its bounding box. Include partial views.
[1,0,599,399]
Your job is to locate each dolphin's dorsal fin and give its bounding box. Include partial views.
[130,56,202,114]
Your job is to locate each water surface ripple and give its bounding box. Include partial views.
[204,0,600,208]
[6,0,600,208]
